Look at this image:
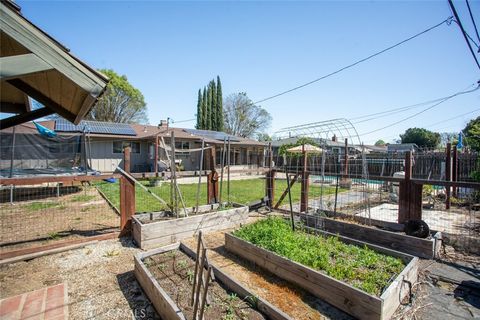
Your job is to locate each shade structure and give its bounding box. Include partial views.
[287,144,323,153]
[0,0,109,129]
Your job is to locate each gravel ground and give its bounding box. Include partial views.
[0,238,158,320]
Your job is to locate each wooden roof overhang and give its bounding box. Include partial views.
[0,0,108,129]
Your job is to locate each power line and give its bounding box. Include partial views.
[466,0,480,45]
[448,0,480,70]
[453,20,479,48]
[424,107,480,128]
[359,83,479,136]
[349,85,479,124]
[252,16,453,105]
[350,96,455,124]
[169,117,196,124]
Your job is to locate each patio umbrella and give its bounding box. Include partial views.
[287,144,323,153]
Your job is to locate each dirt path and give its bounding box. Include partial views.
[182,230,353,320]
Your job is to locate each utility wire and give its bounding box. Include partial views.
[350,96,455,124]
[170,118,196,124]
[448,0,480,69]
[453,20,479,48]
[349,85,479,124]
[424,107,480,128]
[466,0,480,45]
[359,83,479,136]
[252,16,453,105]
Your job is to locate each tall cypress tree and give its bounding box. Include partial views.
[196,89,202,129]
[202,87,207,129]
[206,84,212,130]
[216,76,223,132]
[211,80,217,131]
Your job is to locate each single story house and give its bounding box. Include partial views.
[387,143,418,153]
[0,119,266,175]
[271,136,367,157]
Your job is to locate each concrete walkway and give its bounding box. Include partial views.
[0,283,68,320]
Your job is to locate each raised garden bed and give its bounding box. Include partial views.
[226,218,418,320]
[277,208,441,259]
[134,242,290,320]
[298,212,442,259]
[132,203,249,250]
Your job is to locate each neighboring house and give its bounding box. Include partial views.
[387,143,418,153]
[0,119,266,175]
[363,145,388,154]
[271,136,366,157]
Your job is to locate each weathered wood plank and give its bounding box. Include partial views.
[300,213,437,259]
[134,252,186,320]
[133,205,249,250]
[380,257,418,320]
[139,214,248,250]
[140,207,248,240]
[136,243,289,320]
[225,233,383,320]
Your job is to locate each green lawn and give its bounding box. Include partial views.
[94,178,342,213]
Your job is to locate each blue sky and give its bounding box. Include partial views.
[17,0,479,144]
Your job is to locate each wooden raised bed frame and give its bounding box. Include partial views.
[132,203,249,250]
[134,242,291,320]
[225,231,419,320]
[298,212,442,259]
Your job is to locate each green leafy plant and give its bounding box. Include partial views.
[47,232,60,240]
[233,217,405,296]
[186,269,194,284]
[177,259,188,269]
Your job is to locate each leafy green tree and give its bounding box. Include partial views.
[216,76,224,132]
[374,139,386,146]
[257,133,272,142]
[463,116,480,151]
[196,89,203,129]
[223,92,271,138]
[400,128,441,149]
[86,69,148,123]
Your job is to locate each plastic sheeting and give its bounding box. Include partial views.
[0,132,87,177]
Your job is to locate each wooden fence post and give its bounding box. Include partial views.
[446,143,451,209]
[207,146,218,204]
[398,151,422,223]
[452,145,458,197]
[120,147,135,236]
[300,145,309,213]
[154,135,159,176]
[398,151,412,223]
[265,143,275,207]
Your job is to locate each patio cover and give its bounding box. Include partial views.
[287,144,323,153]
[0,0,108,129]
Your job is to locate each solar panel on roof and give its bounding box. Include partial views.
[54,119,137,136]
[184,129,240,142]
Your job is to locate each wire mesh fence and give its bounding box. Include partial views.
[271,149,479,247]
[0,178,120,253]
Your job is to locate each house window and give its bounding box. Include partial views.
[113,141,141,154]
[175,141,189,149]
